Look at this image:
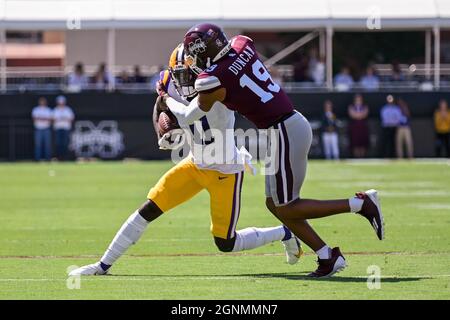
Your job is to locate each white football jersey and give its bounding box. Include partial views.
[166,79,245,174]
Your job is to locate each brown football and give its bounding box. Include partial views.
[158,110,179,135]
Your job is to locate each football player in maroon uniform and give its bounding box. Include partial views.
[162,23,384,278]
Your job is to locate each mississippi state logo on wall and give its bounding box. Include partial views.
[70,121,124,158]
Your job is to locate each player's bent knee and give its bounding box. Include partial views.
[274,204,294,219]
[214,236,235,252]
[138,200,163,222]
[275,199,306,219]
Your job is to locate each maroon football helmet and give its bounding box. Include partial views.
[183,23,231,74]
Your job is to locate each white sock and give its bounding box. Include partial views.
[100,211,149,267]
[232,226,286,252]
[349,197,364,213]
[316,245,331,260]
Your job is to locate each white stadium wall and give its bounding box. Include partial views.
[65,30,109,66]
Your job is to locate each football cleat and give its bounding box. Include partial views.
[68,262,108,276]
[356,189,385,240]
[282,235,303,265]
[308,247,347,278]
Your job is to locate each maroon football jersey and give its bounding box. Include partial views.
[195,35,294,129]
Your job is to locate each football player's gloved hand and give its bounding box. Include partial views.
[238,146,257,176]
[156,80,167,97]
[155,95,169,113]
[158,129,185,150]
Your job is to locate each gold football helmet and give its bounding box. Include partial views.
[168,43,197,98]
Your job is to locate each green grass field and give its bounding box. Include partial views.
[0,160,449,299]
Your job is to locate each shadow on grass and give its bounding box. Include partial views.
[236,273,424,283]
[107,272,425,283]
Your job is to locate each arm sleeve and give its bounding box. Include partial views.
[152,100,162,139]
[158,70,170,92]
[166,96,207,127]
[195,75,222,92]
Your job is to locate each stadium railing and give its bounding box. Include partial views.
[1,64,450,93]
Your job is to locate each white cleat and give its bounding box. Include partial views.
[282,235,303,265]
[68,262,108,276]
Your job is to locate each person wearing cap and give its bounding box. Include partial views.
[53,95,75,160]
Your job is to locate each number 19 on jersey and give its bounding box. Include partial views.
[239,60,281,103]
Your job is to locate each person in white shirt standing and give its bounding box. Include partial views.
[380,94,402,158]
[53,95,74,160]
[32,97,53,161]
[67,62,89,92]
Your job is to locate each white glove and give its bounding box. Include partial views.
[238,146,257,175]
[158,129,185,150]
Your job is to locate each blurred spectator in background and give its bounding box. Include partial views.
[93,63,114,90]
[348,94,370,158]
[307,48,320,83]
[307,48,319,69]
[390,62,405,82]
[434,99,450,157]
[334,67,354,91]
[118,70,132,84]
[67,62,88,91]
[53,95,74,160]
[396,98,414,159]
[32,97,52,161]
[321,100,340,159]
[360,66,380,91]
[293,55,310,82]
[132,65,146,83]
[380,94,402,158]
[310,56,325,85]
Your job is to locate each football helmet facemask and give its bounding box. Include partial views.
[168,43,197,98]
